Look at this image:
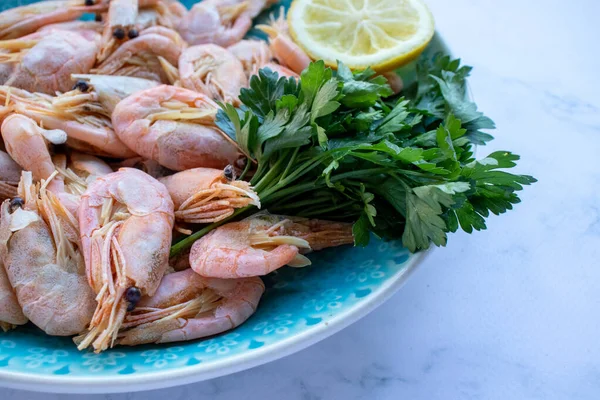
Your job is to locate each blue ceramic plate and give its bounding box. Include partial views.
[0,0,445,393]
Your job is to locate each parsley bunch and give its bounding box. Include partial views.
[170,54,535,256]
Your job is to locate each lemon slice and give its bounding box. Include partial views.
[288,0,435,72]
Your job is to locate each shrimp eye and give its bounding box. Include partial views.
[84,0,95,6]
[95,14,102,22]
[50,143,68,155]
[128,29,139,39]
[113,28,126,40]
[73,80,90,92]
[9,197,24,212]
[125,286,142,310]
[224,165,235,181]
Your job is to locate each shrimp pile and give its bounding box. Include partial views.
[0,0,362,352]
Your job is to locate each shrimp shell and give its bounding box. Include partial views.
[228,39,273,78]
[112,85,241,171]
[93,26,185,84]
[177,1,252,48]
[118,269,264,345]
[179,44,247,105]
[190,213,354,278]
[2,30,100,95]
[0,0,93,40]
[0,258,27,332]
[159,167,260,224]
[76,168,174,352]
[0,171,96,336]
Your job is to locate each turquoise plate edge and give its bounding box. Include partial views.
[0,0,446,393]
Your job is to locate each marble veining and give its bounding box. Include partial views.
[2,0,600,398]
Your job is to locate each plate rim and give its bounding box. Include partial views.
[0,249,431,393]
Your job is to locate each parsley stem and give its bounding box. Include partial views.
[279,147,300,183]
[271,196,333,211]
[259,155,329,200]
[254,156,286,193]
[298,201,356,217]
[169,206,252,257]
[239,157,252,181]
[262,168,389,204]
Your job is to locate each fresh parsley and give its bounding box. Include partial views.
[170,54,535,256]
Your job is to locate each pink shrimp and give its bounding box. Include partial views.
[179,44,247,105]
[52,152,113,204]
[177,1,252,47]
[1,114,113,215]
[0,255,27,332]
[227,39,273,78]
[96,0,162,63]
[0,171,96,336]
[53,74,160,118]
[0,85,137,159]
[112,85,241,171]
[118,269,264,345]
[159,166,260,225]
[92,26,185,83]
[0,30,100,95]
[0,0,99,40]
[190,213,354,279]
[37,20,104,35]
[0,150,22,201]
[1,114,67,187]
[257,9,311,75]
[75,168,174,352]
[227,39,298,79]
[204,0,279,21]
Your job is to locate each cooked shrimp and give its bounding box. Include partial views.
[0,85,137,158]
[258,9,311,75]
[96,0,162,63]
[93,26,185,83]
[112,85,241,171]
[0,256,27,332]
[177,1,252,47]
[1,114,112,214]
[53,74,160,118]
[227,39,273,78]
[1,114,67,187]
[0,30,100,95]
[37,20,104,35]
[0,150,22,201]
[0,0,96,40]
[118,269,264,345]
[0,171,96,335]
[204,0,278,21]
[159,166,260,225]
[75,168,174,352]
[179,44,247,105]
[190,213,354,279]
[52,152,113,208]
[69,152,114,181]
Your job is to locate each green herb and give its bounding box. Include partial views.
[170,54,535,256]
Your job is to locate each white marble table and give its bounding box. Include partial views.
[3,0,599,398]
